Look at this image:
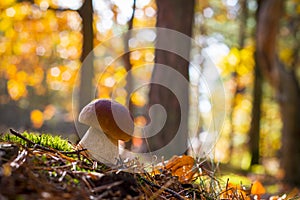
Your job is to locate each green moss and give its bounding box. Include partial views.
[1,131,73,152]
[1,131,109,171]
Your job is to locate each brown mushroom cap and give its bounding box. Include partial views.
[79,99,134,142]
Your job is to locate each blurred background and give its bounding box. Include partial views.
[0,0,299,186]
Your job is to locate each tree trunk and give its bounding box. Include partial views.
[256,0,300,186]
[77,0,94,137]
[249,54,263,165]
[248,0,263,166]
[229,0,249,162]
[256,0,282,86]
[278,63,300,186]
[145,0,195,159]
[238,0,248,48]
[124,0,136,150]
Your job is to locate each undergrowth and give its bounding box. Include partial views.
[1,129,297,199]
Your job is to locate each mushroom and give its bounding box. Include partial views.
[78,99,134,165]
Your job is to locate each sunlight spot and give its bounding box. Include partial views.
[6,7,16,17]
[248,1,258,11]
[30,109,44,129]
[39,1,49,11]
[36,46,46,56]
[145,52,154,62]
[134,9,144,19]
[62,71,71,81]
[103,10,114,19]
[228,53,239,66]
[136,30,156,42]
[43,105,56,120]
[97,19,113,32]
[56,0,82,10]
[132,137,143,148]
[104,77,115,87]
[129,38,138,48]
[117,14,128,25]
[131,51,141,60]
[199,99,211,113]
[145,6,156,17]
[68,46,78,58]
[112,0,132,9]
[136,0,150,9]
[67,12,81,31]
[21,43,31,53]
[50,81,62,90]
[203,7,214,18]
[203,42,229,65]
[7,80,27,100]
[226,0,238,7]
[51,67,60,77]
[131,92,146,107]
[134,116,147,126]
[104,56,114,65]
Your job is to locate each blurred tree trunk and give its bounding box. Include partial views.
[249,54,262,165]
[256,0,300,186]
[124,0,136,150]
[146,0,195,159]
[123,0,135,107]
[278,62,300,186]
[238,0,248,48]
[249,0,263,166]
[77,0,94,137]
[229,0,249,161]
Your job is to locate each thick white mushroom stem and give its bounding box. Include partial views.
[78,127,118,165]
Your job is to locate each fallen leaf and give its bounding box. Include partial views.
[153,155,197,183]
[251,180,266,195]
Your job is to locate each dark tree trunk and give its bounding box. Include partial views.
[256,0,300,186]
[248,0,263,166]
[77,0,94,137]
[249,54,263,165]
[145,0,195,159]
[277,63,300,186]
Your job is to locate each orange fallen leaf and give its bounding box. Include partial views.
[153,155,197,183]
[251,180,266,195]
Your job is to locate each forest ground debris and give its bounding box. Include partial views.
[0,129,298,200]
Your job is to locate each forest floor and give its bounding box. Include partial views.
[0,129,299,200]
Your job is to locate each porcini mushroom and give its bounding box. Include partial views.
[78,99,134,165]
